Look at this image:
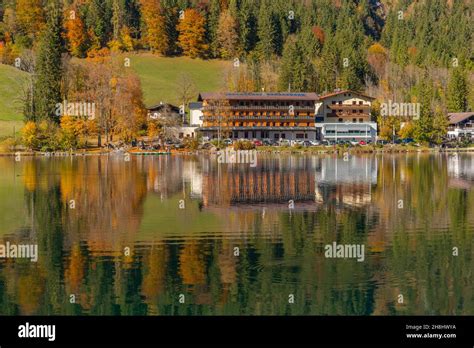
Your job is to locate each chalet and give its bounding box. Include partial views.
[315,89,377,142]
[447,112,474,139]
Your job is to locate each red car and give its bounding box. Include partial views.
[253,140,263,146]
[359,140,367,145]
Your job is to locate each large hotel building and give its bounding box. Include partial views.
[191,89,377,142]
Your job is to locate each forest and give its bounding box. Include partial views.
[0,0,473,148]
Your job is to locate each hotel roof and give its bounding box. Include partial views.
[318,89,375,100]
[198,90,375,102]
[198,92,319,101]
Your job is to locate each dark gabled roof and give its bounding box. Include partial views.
[448,112,474,125]
[198,92,319,102]
[318,90,375,100]
[146,103,180,112]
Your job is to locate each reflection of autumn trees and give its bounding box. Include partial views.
[0,155,473,315]
[179,242,206,285]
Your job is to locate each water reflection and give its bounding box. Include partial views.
[0,153,473,315]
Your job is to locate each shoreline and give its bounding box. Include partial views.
[1,145,474,157]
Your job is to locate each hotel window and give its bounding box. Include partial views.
[353,118,356,122]
[338,118,343,122]
[359,101,363,105]
[332,101,336,104]
[359,118,363,122]
[296,134,304,139]
[352,101,356,105]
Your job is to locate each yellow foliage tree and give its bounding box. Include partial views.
[21,121,38,150]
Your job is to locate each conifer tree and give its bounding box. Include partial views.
[33,1,63,123]
[446,68,468,112]
[256,0,276,60]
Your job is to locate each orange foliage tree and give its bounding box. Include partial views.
[139,0,169,54]
[64,6,87,57]
[176,9,208,58]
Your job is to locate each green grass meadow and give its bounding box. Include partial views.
[0,54,229,138]
[0,64,27,138]
[127,53,231,106]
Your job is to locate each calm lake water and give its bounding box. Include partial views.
[0,153,473,315]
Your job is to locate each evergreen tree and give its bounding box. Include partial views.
[256,0,276,60]
[413,78,434,144]
[446,68,468,112]
[33,1,63,123]
[207,0,221,58]
[278,35,314,92]
[239,0,258,54]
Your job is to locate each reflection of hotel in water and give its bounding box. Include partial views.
[199,156,378,208]
[447,154,474,190]
[315,157,378,207]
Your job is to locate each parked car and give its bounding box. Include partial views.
[358,140,367,146]
[376,140,389,145]
[350,140,360,146]
[223,138,233,146]
[309,140,321,146]
[293,140,305,146]
[302,140,314,147]
[279,139,290,146]
[253,139,263,146]
[262,139,275,146]
[401,138,415,145]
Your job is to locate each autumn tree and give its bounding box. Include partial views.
[15,0,45,45]
[177,9,208,58]
[64,5,87,57]
[217,9,239,59]
[139,0,169,54]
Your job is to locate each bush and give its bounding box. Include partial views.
[183,137,199,150]
[22,121,67,152]
[234,140,255,150]
[0,137,18,153]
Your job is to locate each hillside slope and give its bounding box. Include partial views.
[0,64,28,137]
[127,54,232,107]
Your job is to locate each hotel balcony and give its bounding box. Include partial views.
[203,115,315,121]
[202,105,315,111]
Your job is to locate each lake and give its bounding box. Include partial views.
[0,152,473,315]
